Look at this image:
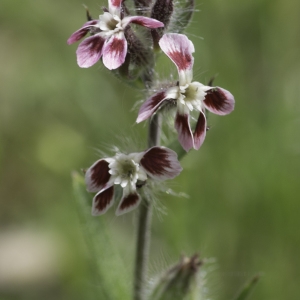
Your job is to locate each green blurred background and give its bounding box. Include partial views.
[0,0,299,299]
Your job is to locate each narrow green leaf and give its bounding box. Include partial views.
[72,171,130,300]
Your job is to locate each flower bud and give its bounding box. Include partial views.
[149,254,202,300]
[151,0,174,49]
[170,0,195,34]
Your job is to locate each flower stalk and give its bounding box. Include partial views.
[134,113,162,300]
[134,193,152,300]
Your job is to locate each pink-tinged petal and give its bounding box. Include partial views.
[115,191,141,216]
[203,87,235,115]
[174,112,194,152]
[159,33,194,85]
[137,90,170,123]
[193,111,207,150]
[67,20,99,44]
[92,186,114,216]
[122,16,164,29]
[102,33,127,70]
[108,0,122,16]
[85,159,111,192]
[76,35,105,68]
[140,147,182,180]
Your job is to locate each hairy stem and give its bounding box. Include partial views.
[133,114,162,300]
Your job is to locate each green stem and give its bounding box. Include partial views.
[133,114,162,300]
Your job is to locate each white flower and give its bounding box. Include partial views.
[137,33,235,151]
[85,147,182,216]
[67,0,164,70]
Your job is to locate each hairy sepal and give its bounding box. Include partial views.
[151,0,174,48]
[168,0,195,34]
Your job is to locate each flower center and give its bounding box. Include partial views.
[107,16,121,30]
[119,159,139,180]
[99,12,122,35]
[178,82,207,112]
[108,153,140,188]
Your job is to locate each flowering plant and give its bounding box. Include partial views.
[68,0,258,299]
[137,33,235,151]
[67,0,164,69]
[85,147,182,215]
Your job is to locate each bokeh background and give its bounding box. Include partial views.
[1,0,299,299]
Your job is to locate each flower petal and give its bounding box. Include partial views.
[108,0,122,16]
[203,87,235,115]
[140,147,182,180]
[136,87,177,123]
[193,111,207,150]
[92,186,114,216]
[122,16,164,29]
[67,20,99,44]
[115,190,141,216]
[102,32,127,70]
[159,33,194,85]
[76,35,105,68]
[174,112,194,152]
[85,159,111,192]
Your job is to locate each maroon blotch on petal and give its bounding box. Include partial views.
[77,35,105,68]
[116,192,141,215]
[140,147,182,179]
[141,147,170,176]
[67,20,99,44]
[92,186,114,215]
[203,87,235,115]
[102,35,127,70]
[137,91,169,123]
[159,33,194,72]
[174,113,194,152]
[193,111,206,150]
[110,0,122,8]
[168,51,192,71]
[124,16,164,28]
[85,159,111,192]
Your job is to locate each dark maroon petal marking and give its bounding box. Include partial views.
[174,113,194,152]
[110,0,122,8]
[76,35,105,68]
[168,51,192,71]
[203,87,235,115]
[123,16,164,28]
[141,147,170,175]
[140,147,182,179]
[120,193,139,210]
[193,111,207,150]
[102,34,127,70]
[116,192,141,215]
[159,33,194,72]
[85,159,111,192]
[109,39,124,54]
[67,20,99,44]
[92,186,114,215]
[136,90,169,123]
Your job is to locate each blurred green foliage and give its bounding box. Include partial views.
[0,0,299,299]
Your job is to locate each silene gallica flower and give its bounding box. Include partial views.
[136,33,235,152]
[67,0,164,70]
[85,146,182,216]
